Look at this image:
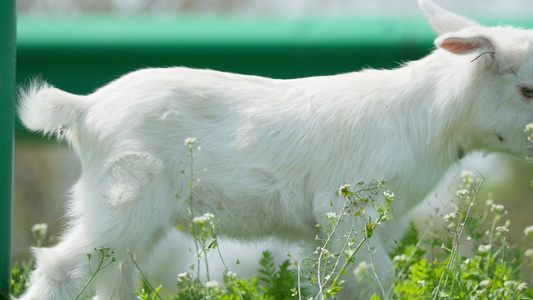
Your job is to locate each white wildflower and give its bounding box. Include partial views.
[518,282,528,291]
[444,212,456,222]
[460,170,474,177]
[383,190,395,201]
[485,199,494,207]
[345,248,356,258]
[478,244,491,254]
[193,216,207,224]
[392,254,407,263]
[456,189,469,197]
[479,279,490,289]
[524,225,533,237]
[193,213,214,225]
[527,122,533,146]
[377,178,387,188]
[354,261,370,277]
[325,212,338,220]
[460,170,475,184]
[206,280,219,288]
[226,271,237,280]
[31,223,48,240]
[524,249,533,258]
[177,272,188,282]
[491,204,504,213]
[319,247,330,255]
[184,137,197,146]
[504,281,517,288]
[495,225,509,236]
[338,184,351,197]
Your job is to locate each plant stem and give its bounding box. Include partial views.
[127,249,164,300]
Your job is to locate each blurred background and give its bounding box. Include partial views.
[13,0,533,294]
[15,0,533,16]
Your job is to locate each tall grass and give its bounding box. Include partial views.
[10,138,533,299]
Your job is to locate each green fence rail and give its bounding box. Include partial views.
[16,15,439,95]
[17,14,533,98]
[0,1,15,299]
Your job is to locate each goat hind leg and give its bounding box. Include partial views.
[20,154,171,299]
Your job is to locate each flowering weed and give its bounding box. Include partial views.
[392,171,533,300]
[10,138,533,299]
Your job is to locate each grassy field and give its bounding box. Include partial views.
[11,162,533,299]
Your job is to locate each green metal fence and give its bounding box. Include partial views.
[17,14,533,98]
[0,1,15,299]
[16,15,437,95]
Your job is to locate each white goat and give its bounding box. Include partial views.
[17,0,533,299]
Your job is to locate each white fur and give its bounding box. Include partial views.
[16,1,533,299]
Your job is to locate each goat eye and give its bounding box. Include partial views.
[522,87,533,98]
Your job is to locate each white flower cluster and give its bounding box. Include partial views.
[490,204,504,213]
[353,261,370,276]
[31,223,48,237]
[524,225,533,237]
[177,272,189,282]
[486,199,506,216]
[184,137,197,146]
[392,254,407,263]
[383,190,395,202]
[184,137,202,151]
[193,213,215,225]
[524,249,533,258]
[338,184,351,197]
[377,178,388,188]
[456,189,469,198]
[314,246,330,256]
[325,212,338,220]
[495,226,508,235]
[226,271,237,280]
[444,212,456,223]
[478,279,490,289]
[526,123,533,144]
[460,170,475,185]
[206,280,219,288]
[477,244,491,254]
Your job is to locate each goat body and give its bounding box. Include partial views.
[17,0,533,299]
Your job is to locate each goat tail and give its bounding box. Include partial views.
[18,80,86,138]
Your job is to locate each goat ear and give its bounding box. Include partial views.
[419,0,481,35]
[435,34,493,55]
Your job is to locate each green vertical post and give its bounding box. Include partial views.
[0,0,15,299]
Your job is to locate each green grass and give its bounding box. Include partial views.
[11,138,533,299]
